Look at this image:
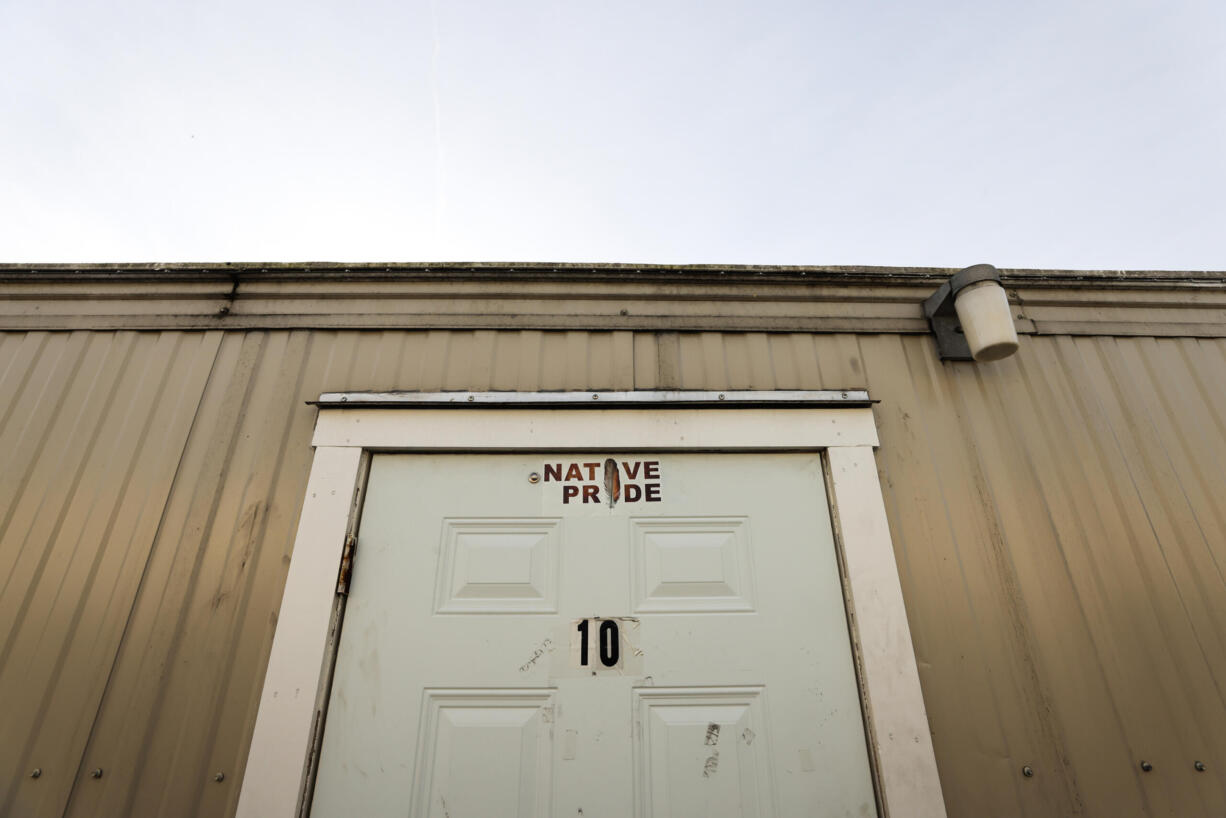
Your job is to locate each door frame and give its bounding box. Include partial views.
[236,391,946,818]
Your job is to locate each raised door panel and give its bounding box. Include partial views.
[411,690,555,818]
[634,687,773,818]
[434,519,561,614]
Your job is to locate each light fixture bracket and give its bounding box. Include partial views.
[922,264,1002,361]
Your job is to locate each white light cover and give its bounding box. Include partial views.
[953,280,1019,361]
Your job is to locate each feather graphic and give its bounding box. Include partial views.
[604,458,621,508]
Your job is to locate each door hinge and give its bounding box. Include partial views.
[335,533,357,595]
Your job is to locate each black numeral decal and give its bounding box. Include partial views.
[576,618,620,668]
[599,619,619,667]
[576,618,589,666]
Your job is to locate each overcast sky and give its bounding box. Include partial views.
[2,0,1223,269]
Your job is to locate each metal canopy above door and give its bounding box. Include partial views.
[313,390,875,409]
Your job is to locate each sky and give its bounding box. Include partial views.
[1,0,1223,269]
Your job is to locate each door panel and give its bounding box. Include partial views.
[635,687,773,817]
[411,689,555,818]
[312,453,876,817]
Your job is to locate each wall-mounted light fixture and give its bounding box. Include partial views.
[923,264,1020,362]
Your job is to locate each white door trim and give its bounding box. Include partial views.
[237,402,946,818]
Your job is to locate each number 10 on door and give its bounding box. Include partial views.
[570,617,640,674]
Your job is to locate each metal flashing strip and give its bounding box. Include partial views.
[313,389,875,408]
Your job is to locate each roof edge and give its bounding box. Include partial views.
[0,261,1221,288]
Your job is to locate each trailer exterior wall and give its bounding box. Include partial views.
[1,325,1224,815]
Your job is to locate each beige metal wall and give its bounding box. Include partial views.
[1,328,1224,817]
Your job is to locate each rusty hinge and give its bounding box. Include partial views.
[335,533,357,595]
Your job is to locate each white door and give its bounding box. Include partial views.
[312,452,877,817]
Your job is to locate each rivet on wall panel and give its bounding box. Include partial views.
[1194,761,1206,772]
[30,769,41,779]
[1139,761,1153,772]
[1022,765,1034,778]
[90,768,104,779]
[214,772,226,782]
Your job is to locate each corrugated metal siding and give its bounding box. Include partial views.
[0,331,221,818]
[1,329,1224,817]
[865,334,1226,817]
